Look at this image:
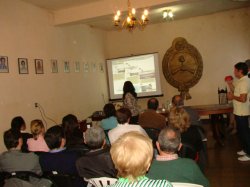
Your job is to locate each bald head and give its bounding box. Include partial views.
[147,98,159,110]
[172,95,184,107]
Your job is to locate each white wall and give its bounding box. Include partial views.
[0,0,108,152]
[105,7,250,109]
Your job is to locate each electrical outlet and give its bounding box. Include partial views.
[35,103,38,107]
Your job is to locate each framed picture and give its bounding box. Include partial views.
[35,59,44,74]
[0,56,9,73]
[84,62,89,73]
[99,63,104,73]
[75,61,80,72]
[51,59,58,73]
[64,61,70,73]
[92,63,97,72]
[18,58,29,74]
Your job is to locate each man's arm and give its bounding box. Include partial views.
[227,92,247,103]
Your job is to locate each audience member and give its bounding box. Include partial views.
[76,125,116,179]
[100,103,118,131]
[123,81,139,124]
[11,116,32,153]
[139,98,166,129]
[39,125,84,187]
[107,131,172,187]
[171,95,201,126]
[0,129,51,186]
[245,59,250,78]
[108,108,147,144]
[147,127,209,187]
[168,107,203,153]
[227,62,250,161]
[27,119,49,152]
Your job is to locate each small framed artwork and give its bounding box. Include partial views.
[92,63,97,72]
[83,62,89,73]
[99,63,104,73]
[75,61,80,72]
[0,56,9,73]
[64,61,70,73]
[51,59,58,73]
[35,59,44,74]
[18,58,29,74]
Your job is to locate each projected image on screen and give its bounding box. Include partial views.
[107,53,162,100]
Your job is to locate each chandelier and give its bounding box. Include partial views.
[113,0,149,31]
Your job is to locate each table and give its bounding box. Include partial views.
[190,104,233,146]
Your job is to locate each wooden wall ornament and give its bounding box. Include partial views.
[162,37,203,100]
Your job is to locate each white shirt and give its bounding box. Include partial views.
[108,123,148,144]
[233,76,250,116]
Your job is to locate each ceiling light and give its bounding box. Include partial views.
[113,0,149,31]
[163,10,174,20]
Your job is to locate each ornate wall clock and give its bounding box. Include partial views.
[162,37,203,99]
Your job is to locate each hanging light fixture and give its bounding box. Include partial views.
[114,0,149,31]
[163,10,174,20]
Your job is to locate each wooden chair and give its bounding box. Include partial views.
[85,177,117,187]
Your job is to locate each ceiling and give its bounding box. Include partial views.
[21,0,250,30]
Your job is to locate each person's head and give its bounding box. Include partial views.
[103,103,116,118]
[110,131,153,182]
[30,119,45,140]
[147,98,159,110]
[123,81,137,99]
[4,129,22,150]
[168,107,190,132]
[0,57,5,63]
[84,125,105,149]
[245,59,250,71]
[62,114,79,137]
[157,127,181,154]
[234,62,248,78]
[44,125,65,150]
[116,108,132,124]
[11,116,26,131]
[172,95,184,107]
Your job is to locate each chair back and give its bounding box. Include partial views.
[171,182,203,187]
[86,177,117,187]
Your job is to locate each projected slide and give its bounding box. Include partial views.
[112,55,156,94]
[107,53,162,100]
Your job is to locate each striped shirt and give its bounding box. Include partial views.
[107,177,172,187]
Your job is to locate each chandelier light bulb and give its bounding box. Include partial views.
[114,14,119,21]
[116,10,121,16]
[143,9,148,16]
[132,8,136,15]
[141,14,145,21]
[127,16,131,23]
[168,11,173,18]
[163,11,168,19]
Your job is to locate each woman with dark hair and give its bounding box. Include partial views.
[123,81,139,124]
[11,116,32,152]
[100,103,118,131]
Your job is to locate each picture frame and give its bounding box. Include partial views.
[75,61,80,72]
[35,59,44,74]
[18,58,29,74]
[0,56,9,73]
[51,59,58,73]
[84,62,89,73]
[99,63,104,73]
[64,61,70,73]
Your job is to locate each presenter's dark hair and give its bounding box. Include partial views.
[235,62,248,75]
[147,98,159,110]
[116,108,132,124]
[4,129,22,149]
[123,81,137,99]
[62,114,78,137]
[44,125,65,149]
[103,103,116,118]
[11,116,25,131]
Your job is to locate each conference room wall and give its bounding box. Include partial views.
[105,7,250,109]
[0,0,108,152]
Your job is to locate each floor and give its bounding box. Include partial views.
[203,122,250,187]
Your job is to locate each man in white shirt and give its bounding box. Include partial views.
[227,62,250,161]
[108,108,148,144]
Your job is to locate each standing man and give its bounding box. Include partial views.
[227,62,250,161]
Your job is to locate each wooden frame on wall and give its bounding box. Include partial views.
[0,56,9,73]
[18,58,29,74]
[35,59,44,74]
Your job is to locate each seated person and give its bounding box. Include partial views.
[139,98,166,130]
[11,116,32,153]
[107,131,172,187]
[168,107,203,153]
[27,119,49,152]
[76,125,116,179]
[100,103,118,131]
[39,125,84,187]
[0,129,51,186]
[108,108,147,144]
[146,127,209,187]
[62,114,88,154]
[171,95,202,126]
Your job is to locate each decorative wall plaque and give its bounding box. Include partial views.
[162,37,203,99]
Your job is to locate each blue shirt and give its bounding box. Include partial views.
[100,116,118,130]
